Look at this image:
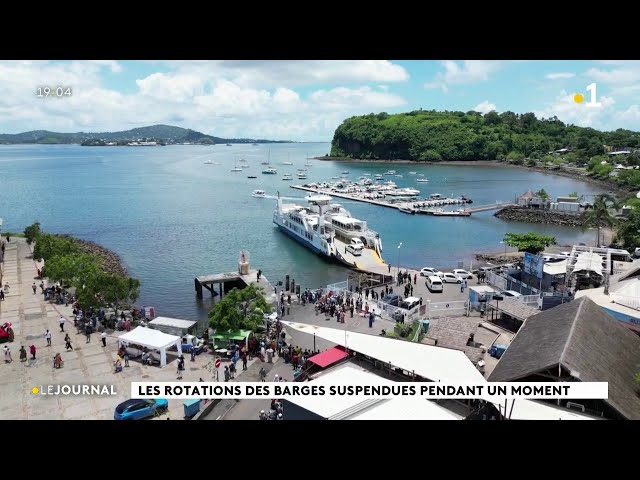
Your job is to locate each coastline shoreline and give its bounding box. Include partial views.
[315,157,634,198]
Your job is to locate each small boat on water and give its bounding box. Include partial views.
[226,143,232,146]
[297,172,307,179]
[247,175,257,179]
[283,162,293,165]
[385,170,396,175]
[231,165,243,172]
[305,162,313,166]
[262,167,277,174]
[395,174,403,178]
[282,174,293,181]
[363,173,371,176]
[341,171,349,174]
[408,171,416,175]
[417,179,429,183]
[204,159,213,164]
[417,173,424,176]
[331,176,340,179]
[297,168,307,172]
[398,207,415,214]
[252,189,266,198]
[431,209,470,216]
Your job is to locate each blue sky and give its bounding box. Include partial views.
[0,60,638,140]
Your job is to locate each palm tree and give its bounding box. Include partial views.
[581,194,619,246]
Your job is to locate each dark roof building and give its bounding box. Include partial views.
[489,297,640,420]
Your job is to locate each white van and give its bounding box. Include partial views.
[426,275,443,292]
[346,238,364,256]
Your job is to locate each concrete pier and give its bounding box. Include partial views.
[195,269,277,305]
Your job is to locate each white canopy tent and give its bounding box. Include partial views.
[573,252,604,276]
[118,326,182,367]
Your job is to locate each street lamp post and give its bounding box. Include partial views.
[500,241,507,259]
[397,242,403,276]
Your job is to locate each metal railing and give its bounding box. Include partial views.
[610,294,640,311]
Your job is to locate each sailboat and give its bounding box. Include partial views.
[305,153,313,166]
[231,156,243,171]
[283,153,293,165]
[261,150,271,165]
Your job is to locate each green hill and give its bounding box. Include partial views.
[0,124,289,145]
[330,110,640,161]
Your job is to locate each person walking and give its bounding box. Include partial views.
[85,326,91,344]
[0,289,4,301]
[224,366,230,382]
[101,331,107,347]
[242,352,248,371]
[29,344,37,360]
[4,346,12,363]
[19,346,27,362]
[64,334,73,351]
[59,316,65,332]
[259,367,266,382]
[124,351,130,367]
[45,329,52,346]
[32,283,37,294]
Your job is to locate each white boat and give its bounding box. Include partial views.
[385,170,396,175]
[273,194,384,266]
[395,174,403,178]
[417,179,429,183]
[262,150,272,166]
[282,174,293,181]
[283,162,293,165]
[398,207,415,214]
[231,166,243,172]
[297,168,307,172]
[204,160,213,165]
[262,167,277,175]
[305,162,313,166]
[431,209,470,216]
[252,190,266,198]
[417,173,424,176]
[341,171,349,174]
[297,173,307,179]
[363,173,371,176]
[408,171,416,175]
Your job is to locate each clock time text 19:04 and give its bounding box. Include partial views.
[37,87,72,97]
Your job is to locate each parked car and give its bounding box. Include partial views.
[477,266,496,275]
[426,276,443,292]
[382,293,400,306]
[114,398,168,420]
[452,269,473,279]
[499,290,522,298]
[442,272,464,284]
[420,267,444,277]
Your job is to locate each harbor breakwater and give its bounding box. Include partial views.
[494,207,584,227]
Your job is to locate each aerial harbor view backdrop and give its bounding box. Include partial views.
[2,60,640,422]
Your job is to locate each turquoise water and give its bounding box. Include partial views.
[0,143,602,320]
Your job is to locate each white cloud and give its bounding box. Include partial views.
[86,60,122,73]
[473,101,496,114]
[0,61,408,141]
[534,90,616,129]
[619,105,640,123]
[425,60,502,92]
[545,72,575,80]
[157,60,409,87]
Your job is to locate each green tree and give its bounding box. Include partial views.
[536,188,550,201]
[581,194,619,246]
[33,234,81,261]
[23,222,41,245]
[43,253,99,287]
[208,283,271,333]
[503,232,556,254]
[100,274,140,319]
[615,209,640,251]
[568,192,579,199]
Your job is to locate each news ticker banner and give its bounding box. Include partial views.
[131,382,608,400]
